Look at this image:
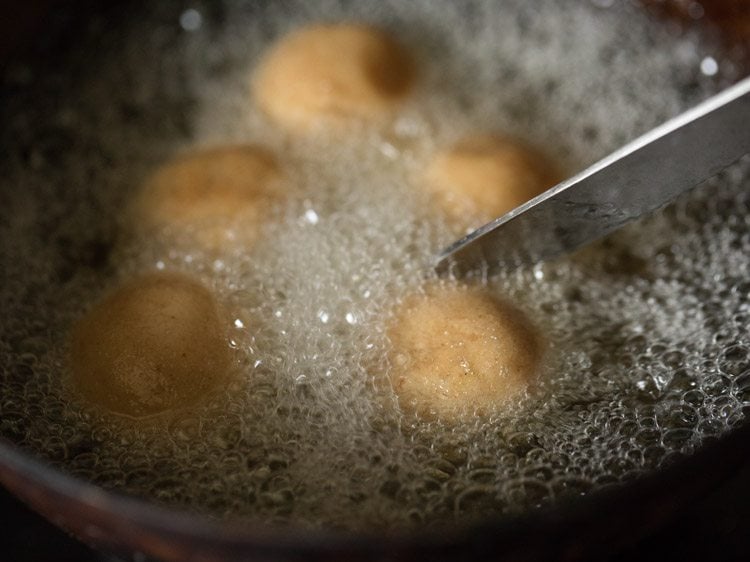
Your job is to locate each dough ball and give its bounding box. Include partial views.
[69,272,232,418]
[253,23,416,131]
[387,284,541,421]
[425,134,561,227]
[134,145,283,250]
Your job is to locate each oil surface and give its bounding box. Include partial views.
[0,0,749,531]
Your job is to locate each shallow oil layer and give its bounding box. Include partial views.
[1,0,749,531]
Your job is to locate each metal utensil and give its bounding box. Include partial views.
[436,75,750,275]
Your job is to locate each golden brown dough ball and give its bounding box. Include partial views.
[425,134,562,227]
[253,23,416,131]
[133,145,283,250]
[69,272,232,419]
[387,284,541,422]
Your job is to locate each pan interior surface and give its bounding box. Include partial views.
[0,0,748,532]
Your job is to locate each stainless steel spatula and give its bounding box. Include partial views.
[436,76,750,275]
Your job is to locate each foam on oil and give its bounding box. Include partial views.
[0,0,748,530]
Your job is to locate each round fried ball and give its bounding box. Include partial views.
[69,272,231,419]
[425,134,562,227]
[253,23,416,131]
[134,145,283,250]
[387,284,541,421]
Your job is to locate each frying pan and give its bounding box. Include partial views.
[1,1,749,560]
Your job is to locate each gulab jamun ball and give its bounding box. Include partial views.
[133,145,284,251]
[69,272,232,418]
[387,283,542,422]
[253,23,416,131]
[424,134,562,228]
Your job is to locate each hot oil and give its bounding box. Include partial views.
[0,0,749,530]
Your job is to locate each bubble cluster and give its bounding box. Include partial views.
[0,0,747,531]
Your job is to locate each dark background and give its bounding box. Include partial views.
[2,464,750,562]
